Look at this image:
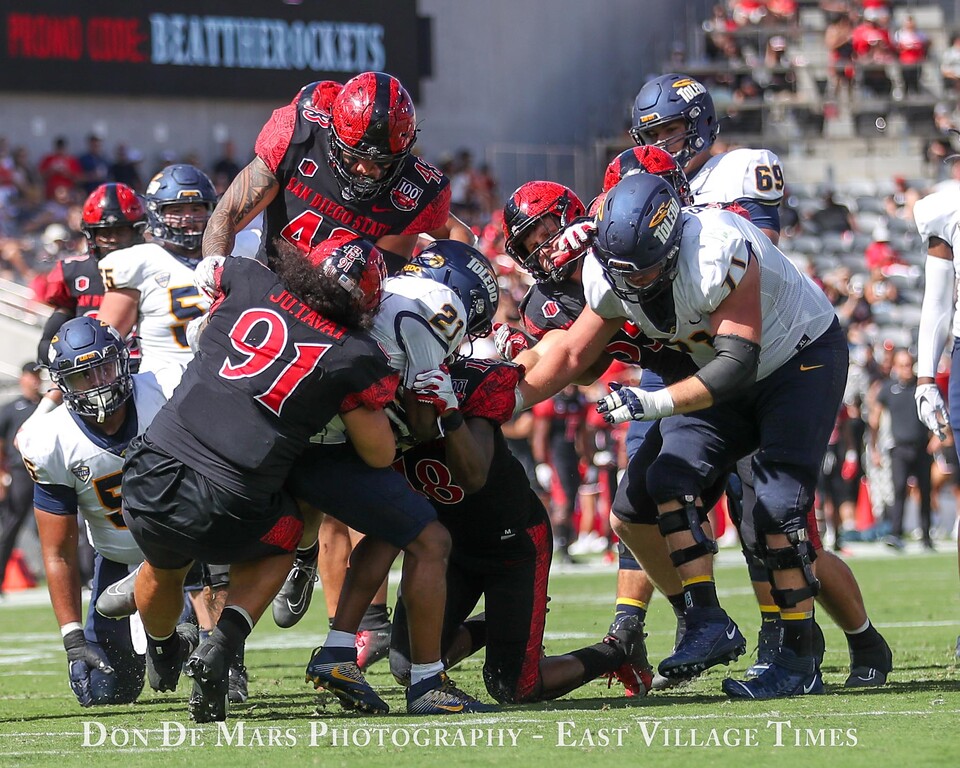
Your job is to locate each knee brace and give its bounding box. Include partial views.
[617,541,643,571]
[657,496,718,567]
[757,529,820,609]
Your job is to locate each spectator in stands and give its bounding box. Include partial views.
[870,348,935,551]
[38,137,81,202]
[893,15,930,95]
[766,0,798,26]
[884,174,922,221]
[703,4,738,62]
[940,32,960,95]
[211,140,242,194]
[108,144,143,191]
[863,222,904,271]
[825,8,858,101]
[852,6,896,97]
[811,189,858,234]
[728,76,766,133]
[731,0,767,27]
[77,134,110,195]
[760,35,798,98]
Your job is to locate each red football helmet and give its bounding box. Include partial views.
[308,231,387,312]
[502,181,586,281]
[603,146,693,204]
[328,71,418,201]
[80,183,147,258]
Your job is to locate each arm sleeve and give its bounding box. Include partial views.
[33,483,79,515]
[735,199,780,234]
[916,254,956,378]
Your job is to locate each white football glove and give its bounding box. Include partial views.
[596,382,675,424]
[184,314,208,354]
[193,255,225,302]
[915,382,948,439]
[493,322,535,361]
[411,368,459,416]
[556,217,597,253]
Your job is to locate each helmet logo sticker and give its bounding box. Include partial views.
[673,79,706,103]
[418,253,446,269]
[650,199,680,245]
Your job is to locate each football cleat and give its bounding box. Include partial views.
[406,671,497,714]
[651,613,698,690]
[305,645,389,714]
[228,661,249,704]
[95,564,141,619]
[603,614,653,697]
[657,607,746,680]
[845,633,893,688]
[722,648,824,699]
[185,639,231,723]
[745,622,781,679]
[356,626,392,671]
[272,551,319,628]
[146,622,199,692]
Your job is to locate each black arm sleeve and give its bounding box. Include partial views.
[694,334,761,403]
[38,308,74,364]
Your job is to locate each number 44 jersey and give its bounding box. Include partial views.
[146,256,399,499]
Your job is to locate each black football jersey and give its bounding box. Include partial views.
[42,254,104,316]
[255,89,450,260]
[395,359,538,554]
[146,257,398,497]
[519,279,698,383]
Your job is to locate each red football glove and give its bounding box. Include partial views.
[493,322,535,361]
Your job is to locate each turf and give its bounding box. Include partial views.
[1,547,957,767]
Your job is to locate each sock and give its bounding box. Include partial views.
[212,606,254,656]
[845,619,882,651]
[667,592,686,620]
[570,641,625,682]
[681,576,720,609]
[323,629,357,649]
[410,660,445,686]
[759,604,780,633]
[614,597,647,624]
[296,541,320,563]
[147,630,179,657]
[780,611,815,657]
[358,603,391,631]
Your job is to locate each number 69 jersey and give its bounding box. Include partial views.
[145,256,399,499]
[17,373,169,566]
[98,242,209,375]
[687,147,784,231]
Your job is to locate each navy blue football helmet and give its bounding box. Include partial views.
[593,173,683,303]
[402,240,500,339]
[144,164,217,253]
[629,74,719,168]
[47,317,132,421]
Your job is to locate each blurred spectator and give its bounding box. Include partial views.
[852,6,895,98]
[883,175,922,220]
[871,348,934,550]
[728,76,765,133]
[863,222,903,271]
[703,4,738,62]
[811,190,857,233]
[766,0,798,25]
[10,146,41,208]
[925,137,955,182]
[893,15,930,95]
[731,0,767,27]
[109,144,143,190]
[825,8,857,101]
[37,136,81,201]
[20,183,74,235]
[449,149,479,223]
[760,35,798,98]
[940,32,960,95]
[472,163,498,221]
[212,139,242,192]
[77,133,110,194]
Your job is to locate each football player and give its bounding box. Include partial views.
[18,317,168,707]
[121,233,398,723]
[517,173,848,699]
[913,188,960,660]
[390,356,652,704]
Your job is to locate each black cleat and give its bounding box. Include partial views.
[272,552,318,629]
[845,633,893,688]
[185,640,230,723]
[146,622,199,692]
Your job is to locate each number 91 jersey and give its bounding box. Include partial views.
[17,374,168,565]
[98,242,209,375]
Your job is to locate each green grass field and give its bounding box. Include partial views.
[1,547,958,768]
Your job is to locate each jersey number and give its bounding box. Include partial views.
[169,286,205,348]
[219,308,332,416]
[429,303,465,343]
[405,458,465,505]
[93,472,126,529]
[754,164,784,193]
[279,210,353,251]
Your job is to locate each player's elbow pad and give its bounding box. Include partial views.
[695,334,760,403]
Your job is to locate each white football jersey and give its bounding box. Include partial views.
[584,206,835,380]
[310,275,467,444]
[98,242,209,376]
[914,190,960,337]
[688,148,784,206]
[17,374,168,565]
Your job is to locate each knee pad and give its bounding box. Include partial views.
[757,529,820,609]
[656,496,718,567]
[751,461,816,533]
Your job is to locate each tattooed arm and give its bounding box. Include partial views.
[203,156,280,258]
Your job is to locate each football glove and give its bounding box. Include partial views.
[596,382,674,424]
[493,322,535,361]
[411,368,459,416]
[556,217,597,254]
[915,382,948,439]
[193,255,225,302]
[63,628,113,707]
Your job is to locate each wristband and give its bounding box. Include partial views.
[60,622,83,637]
[440,410,464,433]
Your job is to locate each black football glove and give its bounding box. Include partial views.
[63,628,114,707]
